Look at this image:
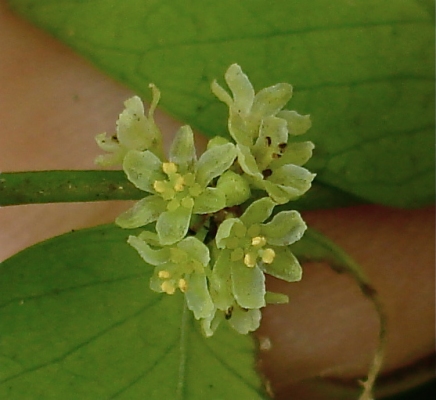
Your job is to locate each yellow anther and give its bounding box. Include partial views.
[244,253,256,268]
[178,278,188,293]
[174,175,185,192]
[251,236,266,247]
[261,248,276,264]
[158,270,171,279]
[161,281,176,294]
[153,180,166,193]
[162,162,178,174]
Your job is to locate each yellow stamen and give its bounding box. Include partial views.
[158,270,171,279]
[251,236,266,247]
[174,175,185,192]
[178,278,188,293]
[153,180,166,193]
[262,248,276,264]
[161,281,176,294]
[244,253,256,268]
[162,162,178,174]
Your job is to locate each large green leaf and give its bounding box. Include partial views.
[8,0,435,208]
[0,225,268,399]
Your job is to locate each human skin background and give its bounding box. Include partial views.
[0,3,434,399]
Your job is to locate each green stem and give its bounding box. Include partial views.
[0,170,364,209]
[0,170,144,206]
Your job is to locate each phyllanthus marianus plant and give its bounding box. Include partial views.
[96,64,315,337]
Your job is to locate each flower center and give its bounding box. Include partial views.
[156,247,205,294]
[153,162,203,211]
[226,223,276,268]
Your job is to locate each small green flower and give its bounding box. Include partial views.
[128,233,214,320]
[211,63,294,145]
[205,197,306,334]
[237,117,316,204]
[116,125,237,245]
[212,64,316,204]
[95,85,163,166]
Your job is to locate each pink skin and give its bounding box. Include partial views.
[0,3,434,398]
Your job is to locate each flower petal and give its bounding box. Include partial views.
[228,307,261,335]
[196,142,237,187]
[117,96,151,149]
[228,117,254,146]
[211,79,233,108]
[260,247,302,282]
[276,110,312,136]
[268,164,316,199]
[262,180,295,204]
[95,133,125,167]
[169,125,197,173]
[115,195,166,228]
[216,170,251,207]
[251,116,289,171]
[215,218,242,249]
[224,63,255,115]
[193,187,226,214]
[265,291,289,304]
[127,235,171,265]
[156,204,193,245]
[201,308,223,338]
[261,210,307,246]
[185,273,215,319]
[206,136,231,149]
[236,144,262,178]
[251,83,293,119]
[210,250,234,310]
[123,150,165,192]
[231,262,265,309]
[177,236,210,266]
[240,197,276,225]
[269,141,314,169]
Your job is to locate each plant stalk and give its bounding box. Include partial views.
[0,170,144,206]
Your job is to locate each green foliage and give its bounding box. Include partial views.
[0,225,268,400]
[8,0,435,207]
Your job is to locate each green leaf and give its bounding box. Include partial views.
[7,0,434,207]
[0,225,268,399]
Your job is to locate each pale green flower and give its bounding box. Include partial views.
[117,125,237,245]
[212,63,316,204]
[128,233,214,320]
[203,197,306,335]
[211,63,294,145]
[95,85,163,166]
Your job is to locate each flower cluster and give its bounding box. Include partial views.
[96,64,315,336]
